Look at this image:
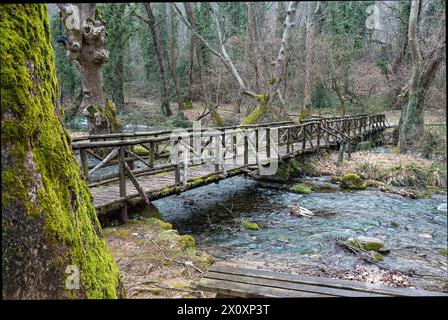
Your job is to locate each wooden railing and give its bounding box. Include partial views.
[71,114,386,207]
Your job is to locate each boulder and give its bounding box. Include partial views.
[340,173,366,190]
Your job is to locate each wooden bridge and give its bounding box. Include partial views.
[71,114,388,219]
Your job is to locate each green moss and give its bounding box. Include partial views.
[134,145,149,156]
[1,4,123,299]
[340,173,366,190]
[241,219,260,231]
[144,218,172,230]
[181,100,193,110]
[276,159,301,180]
[348,238,384,252]
[155,229,180,242]
[290,183,312,194]
[242,93,268,125]
[365,180,385,188]
[423,191,432,198]
[178,235,195,249]
[439,249,448,255]
[104,100,122,133]
[373,252,383,262]
[210,108,223,126]
[362,242,384,252]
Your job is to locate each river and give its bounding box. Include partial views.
[153,176,448,291]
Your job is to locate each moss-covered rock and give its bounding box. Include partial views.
[373,252,384,262]
[348,236,384,252]
[178,235,195,249]
[290,184,311,194]
[365,180,385,188]
[340,173,366,190]
[134,145,150,156]
[145,218,172,230]
[241,219,260,231]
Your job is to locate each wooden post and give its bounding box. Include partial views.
[233,133,237,157]
[286,129,291,154]
[302,127,306,150]
[149,141,155,168]
[80,149,89,181]
[244,133,248,165]
[255,129,259,156]
[214,135,220,172]
[118,145,128,222]
[337,141,345,166]
[173,139,181,184]
[266,128,271,159]
[317,122,321,150]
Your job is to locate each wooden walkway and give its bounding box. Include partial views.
[197,263,448,297]
[71,114,388,217]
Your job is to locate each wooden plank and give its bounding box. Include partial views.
[209,264,448,297]
[204,271,387,297]
[197,278,331,298]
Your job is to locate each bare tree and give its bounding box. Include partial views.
[173,1,300,124]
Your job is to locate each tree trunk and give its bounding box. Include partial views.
[105,3,126,113]
[58,3,121,135]
[183,2,222,125]
[184,3,196,108]
[144,3,172,116]
[398,0,445,153]
[247,2,262,91]
[303,1,317,118]
[167,4,184,110]
[243,1,300,124]
[1,4,124,299]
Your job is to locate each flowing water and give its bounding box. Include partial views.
[153,176,448,290]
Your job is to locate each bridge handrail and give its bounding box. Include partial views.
[71,121,295,142]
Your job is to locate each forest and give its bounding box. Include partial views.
[1,2,447,300]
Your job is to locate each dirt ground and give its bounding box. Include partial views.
[104,217,216,299]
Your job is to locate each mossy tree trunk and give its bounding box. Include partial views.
[1,4,124,299]
[57,3,122,135]
[398,0,445,153]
